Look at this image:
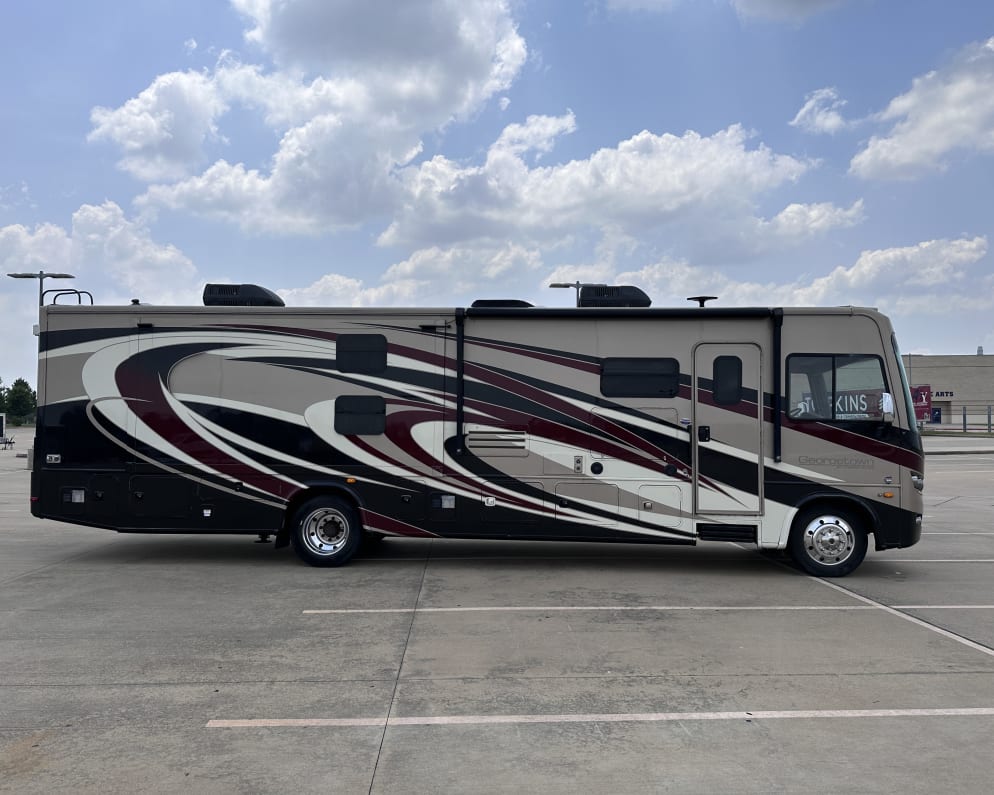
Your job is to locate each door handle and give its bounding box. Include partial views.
[697,425,711,442]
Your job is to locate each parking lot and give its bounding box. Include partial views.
[1,434,993,794]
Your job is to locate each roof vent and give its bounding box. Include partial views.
[578,284,651,308]
[203,283,285,307]
[471,299,534,308]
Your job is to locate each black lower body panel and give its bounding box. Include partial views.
[874,510,922,550]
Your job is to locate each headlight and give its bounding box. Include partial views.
[911,472,924,492]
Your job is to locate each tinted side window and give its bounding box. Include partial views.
[337,334,387,374]
[334,395,386,435]
[601,357,680,398]
[787,354,888,421]
[712,356,742,405]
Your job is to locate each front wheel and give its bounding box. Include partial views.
[789,506,868,577]
[290,496,361,567]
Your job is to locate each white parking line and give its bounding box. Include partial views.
[303,605,877,614]
[812,578,994,658]
[303,604,994,615]
[207,707,994,729]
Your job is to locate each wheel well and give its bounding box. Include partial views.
[792,497,879,538]
[275,486,363,546]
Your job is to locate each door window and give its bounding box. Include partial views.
[712,355,742,406]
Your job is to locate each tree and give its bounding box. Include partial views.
[0,378,7,413]
[6,378,36,420]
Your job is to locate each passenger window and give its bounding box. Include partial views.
[712,356,742,405]
[787,354,888,421]
[601,357,680,398]
[337,334,387,374]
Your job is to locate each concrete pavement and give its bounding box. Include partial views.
[1,429,993,793]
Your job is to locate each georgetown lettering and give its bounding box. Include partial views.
[798,456,873,469]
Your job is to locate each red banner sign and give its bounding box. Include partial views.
[911,385,931,422]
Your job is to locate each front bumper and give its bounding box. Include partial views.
[874,512,922,551]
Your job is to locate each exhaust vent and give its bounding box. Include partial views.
[203,284,285,307]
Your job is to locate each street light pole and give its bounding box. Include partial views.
[6,271,76,306]
[549,281,583,306]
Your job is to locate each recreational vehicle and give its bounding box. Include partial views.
[30,284,923,576]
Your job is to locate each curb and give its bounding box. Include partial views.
[926,449,994,456]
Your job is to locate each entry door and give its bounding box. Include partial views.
[693,343,762,515]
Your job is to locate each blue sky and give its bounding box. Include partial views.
[3,0,994,388]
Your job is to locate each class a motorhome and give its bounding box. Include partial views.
[30,283,923,576]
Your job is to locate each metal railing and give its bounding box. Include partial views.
[924,405,994,432]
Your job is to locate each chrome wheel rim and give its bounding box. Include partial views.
[802,515,856,566]
[301,508,350,556]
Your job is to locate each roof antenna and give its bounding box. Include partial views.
[687,295,717,308]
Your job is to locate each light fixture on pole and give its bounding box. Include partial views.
[549,281,583,306]
[6,271,76,306]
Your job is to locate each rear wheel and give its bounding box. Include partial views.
[789,506,868,577]
[290,496,361,567]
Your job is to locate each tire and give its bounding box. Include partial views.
[289,496,361,567]
[788,506,868,577]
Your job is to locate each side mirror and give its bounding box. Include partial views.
[880,392,895,424]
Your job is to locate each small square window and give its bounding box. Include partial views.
[334,395,386,435]
[337,334,387,374]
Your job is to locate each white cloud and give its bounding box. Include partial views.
[0,205,202,386]
[0,202,204,307]
[0,182,37,212]
[69,202,200,302]
[229,0,526,124]
[762,199,864,238]
[276,273,424,308]
[605,0,679,11]
[381,121,812,248]
[138,112,410,233]
[492,112,578,157]
[1,222,73,377]
[386,242,542,284]
[212,59,365,128]
[88,71,228,181]
[851,37,994,179]
[729,0,848,20]
[278,242,544,308]
[790,87,851,134]
[616,236,990,312]
[0,222,71,273]
[123,1,526,232]
[606,0,848,19]
[232,0,525,118]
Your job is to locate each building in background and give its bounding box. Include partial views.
[902,352,994,428]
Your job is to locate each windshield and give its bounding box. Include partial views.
[891,333,922,449]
